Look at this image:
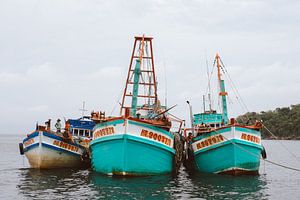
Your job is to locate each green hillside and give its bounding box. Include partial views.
[236,104,300,139]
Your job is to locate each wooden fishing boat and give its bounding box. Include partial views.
[19,117,93,169]
[90,36,183,176]
[184,54,265,175]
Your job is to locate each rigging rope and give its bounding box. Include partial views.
[219,58,249,113]
[191,55,300,172]
[218,58,300,164]
[110,87,124,116]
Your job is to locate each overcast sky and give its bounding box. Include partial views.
[0,0,299,134]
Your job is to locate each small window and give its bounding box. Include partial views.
[74,129,79,136]
[85,130,89,137]
[79,129,84,136]
[90,131,93,138]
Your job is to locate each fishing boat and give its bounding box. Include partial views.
[90,35,183,176]
[19,117,93,169]
[184,53,264,175]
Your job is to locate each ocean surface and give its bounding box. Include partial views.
[0,134,299,200]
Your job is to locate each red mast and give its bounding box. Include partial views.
[120,36,158,116]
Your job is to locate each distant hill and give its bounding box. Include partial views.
[236,104,300,140]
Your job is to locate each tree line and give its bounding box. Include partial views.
[236,104,300,139]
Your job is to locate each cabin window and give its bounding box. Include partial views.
[216,124,220,128]
[79,129,84,136]
[74,129,78,136]
[85,130,89,137]
[90,131,93,138]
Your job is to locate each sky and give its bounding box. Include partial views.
[0,0,299,134]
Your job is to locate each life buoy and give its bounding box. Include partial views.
[19,143,24,155]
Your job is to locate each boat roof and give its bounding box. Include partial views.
[194,111,223,125]
[68,116,95,130]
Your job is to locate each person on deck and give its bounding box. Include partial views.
[63,121,74,142]
[64,121,70,133]
[187,132,194,145]
[55,119,62,133]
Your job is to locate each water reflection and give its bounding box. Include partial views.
[18,168,95,199]
[89,172,174,199]
[12,140,300,199]
[17,167,268,199]
[183,169,268,199]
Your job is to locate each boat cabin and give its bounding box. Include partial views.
[68,117,95,139]
[193,110,223,129]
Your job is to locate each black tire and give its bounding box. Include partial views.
[261,146,267,159]
[19,143,24,155]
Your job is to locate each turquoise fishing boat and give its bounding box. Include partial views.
[184,54,265,175]
[90,36,183,176]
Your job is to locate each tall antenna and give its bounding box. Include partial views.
[79,101,88,118]
[205,51,212,111]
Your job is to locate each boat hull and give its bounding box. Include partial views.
[23,131,85,169]
[191,126,262,175]
[90,118,176,175]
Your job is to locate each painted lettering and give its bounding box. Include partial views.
[140,129,172,147]
[52,140,79,152]
[24,139,34,147]
[240,133,260,144]
[94,127,115,139]
[196,134,225,150]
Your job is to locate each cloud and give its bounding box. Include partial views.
[0,72,21,83]
[0,0,299,133]
[27,105,49,112]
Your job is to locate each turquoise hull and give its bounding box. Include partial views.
[90,119,176,175]
[91,134,175,175]
[191,126,263,175]
[194,139,262,174]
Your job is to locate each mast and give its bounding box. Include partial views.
[216,53,228,124]
[79,101,87,118]
[130,36,145,116]
[208,93,212,112]
[206,54,213,112]
[120,35,158,117]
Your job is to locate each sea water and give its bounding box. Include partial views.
[0,134,299,199]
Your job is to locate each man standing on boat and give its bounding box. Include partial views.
[55,119,62,133]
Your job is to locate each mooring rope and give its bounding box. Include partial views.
[261,124,300,163]
[264,159,300,172]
